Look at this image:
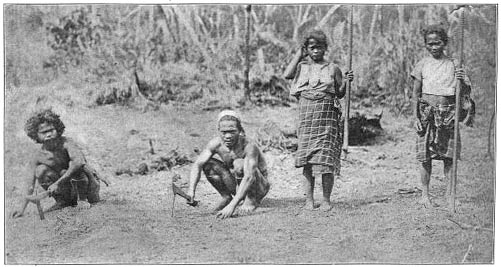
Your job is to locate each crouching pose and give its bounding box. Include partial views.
[188,110,270,219]
[12,109,101,218]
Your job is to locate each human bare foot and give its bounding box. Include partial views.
[240,197,258,213]
[419,197,438,208]
[303,201,320,210]
[11,211,24,218]
[76,201,91,210]
[212,197,232,212]
[319,201,333,212]
[240,203,257,213]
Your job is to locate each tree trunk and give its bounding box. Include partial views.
[397,5,406,95]
[368,5,379,47]
[257,48,265,74]
[316,5,340,29]
[380,6,384,36]
[156,5,176,43]
[169,6,212,62]
[233,13,240,39]
[244,5,252,101]
[290,5,312,42]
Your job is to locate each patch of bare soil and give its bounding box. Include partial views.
[4,86,494,264]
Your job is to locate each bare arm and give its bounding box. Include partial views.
[283,48,305,79]
[335,68,349,99]
[188,138,218,200]
[50,141,85,189]
[216,143,260,219]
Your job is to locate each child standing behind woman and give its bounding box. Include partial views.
[284,30,353,211]
[411,24,473,208]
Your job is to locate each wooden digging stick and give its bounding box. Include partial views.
[171,187,176,217]
[25,190,50,220]
[450,6,465,213]
[342,5,354,156]
[35,200,45,220]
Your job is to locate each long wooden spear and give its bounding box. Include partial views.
[450,6,466,213]
[244,5,252,102]
[342,5,354,156]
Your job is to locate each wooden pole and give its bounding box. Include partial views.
[244,5,252,101]
[342,5,354,155]
[487,111,495,159]
[450,7,465,213]
[35,190,45,220]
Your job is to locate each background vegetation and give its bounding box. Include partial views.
[4,4,496,116]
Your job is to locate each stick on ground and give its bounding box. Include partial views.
[35,200,45,220]
[447,218,493,232]
[462,244,473,263]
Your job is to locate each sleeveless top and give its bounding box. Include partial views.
[290,61,342,101]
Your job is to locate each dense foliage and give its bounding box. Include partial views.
[5,4,496,114]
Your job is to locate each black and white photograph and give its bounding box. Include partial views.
[4,2,496,264]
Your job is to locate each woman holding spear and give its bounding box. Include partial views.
[342,5,354,156]
[284,27,354,211]
[411,15,473,210]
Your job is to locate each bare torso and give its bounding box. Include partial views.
[214,136,267,173]
[36,147,70,173]
[35,137,85,175]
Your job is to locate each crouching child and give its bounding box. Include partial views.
[12,109,101,218]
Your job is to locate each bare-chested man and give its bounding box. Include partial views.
[12,109,100,218]
[188,110,270,219]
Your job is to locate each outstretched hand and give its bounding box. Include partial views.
[216,206,235,219]
[11,210,23,219]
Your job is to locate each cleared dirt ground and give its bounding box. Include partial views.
[4,84,495,264]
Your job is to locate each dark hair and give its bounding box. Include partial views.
[218,115,245,135]
[421,24,448,45]
[25,108,65,143]
[303,29,328,49]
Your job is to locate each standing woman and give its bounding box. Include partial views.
[411,24,473,208]
[284,30,353,211]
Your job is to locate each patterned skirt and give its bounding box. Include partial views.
[416,99,461,162]
[294,96,343,176]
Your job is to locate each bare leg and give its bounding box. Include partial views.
[320,173,334,211]
[203,158,237,212]
[241,195,258,213]
[241,173,270,213]
[213,196,233,212]
[303,166,317,210]
[419,160,436,208]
